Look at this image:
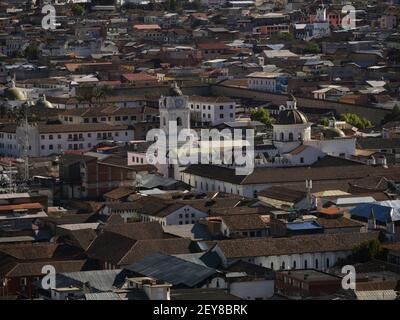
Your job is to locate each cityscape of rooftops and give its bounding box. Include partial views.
[0,0,399,307]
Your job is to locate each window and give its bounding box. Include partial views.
[179,214,182,218]
[289,132,294,141]
[280,132,284,141]
[176,117,182,126]
[58,134,61,139]
[219,114,224,119]
[20,277,27,286]
[41,145,45,150]
[219,106,224,110]
[304,260,308,269]
[88,133,91,138]
[293,261,297,269]
[281,261,285,270]
[270,262,274,270]
[326,258,330,268]
[41,135,45,140]
[115,116,121,121]
[315,259,319,269]
[49,135,53,140]
[49,145,53,150]
[300,157,304,164]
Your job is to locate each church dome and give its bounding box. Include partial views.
[277,109,308,125]
[4,87,26,101]
[322,126,346,139]
[35,96,53,109]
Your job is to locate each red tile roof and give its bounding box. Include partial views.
[122,73,158,82]
[0,203,43,211]
[133,24,161,30]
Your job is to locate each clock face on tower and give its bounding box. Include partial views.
[175,98,184,108]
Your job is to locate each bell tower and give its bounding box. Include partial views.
[158,82,191,179]
[159,82,190,137]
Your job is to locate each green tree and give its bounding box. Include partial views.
[305,42,321,54]
[72,4,85,16]
[250,108,272,127]
[382,105,400,125]
[320,117,330,126]
[271,32,294,42]
[352,239,383,263]
[340,113,372,129]
[23,44,39,60]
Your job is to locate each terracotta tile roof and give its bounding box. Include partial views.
[104,222,164,240]
[103,187,135,200]
[220,214,269,231]
[37,123,130,133]
[4,260,87,277]
[183,163,400,186]
[258,186,307,203]
[0,203,43,211]
[317,217,364,229]
[197,43,230,50]
[133,24,161,30]
[209,232,379,259]
[122,73,158,82]
[119,238,194,265]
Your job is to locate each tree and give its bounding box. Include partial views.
[382,105,400,125]
[71,4,85,16]
[23,44,39,60]
[250,108,272,127]
[340,113,372,129]
[305,42,321,54]
[320,117,330,126]
[271,32,294,42]
[352,239,383,263]
[92,86,112,105]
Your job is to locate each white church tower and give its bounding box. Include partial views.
[159,82,190,136]
[158,82,191,178]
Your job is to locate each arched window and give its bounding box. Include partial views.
[304,260,308,269]
[293,260,297,269]
[326,258,330,268]
[315,259,319,269]
[281,261,285,270]
[176,117,182,126]
[280,132,284,141]
[289,132,294,141]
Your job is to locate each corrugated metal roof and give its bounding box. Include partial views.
[85,292,121,300]
[125,252,217,287]
[56,269,125,292]
[355,290,397,300]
